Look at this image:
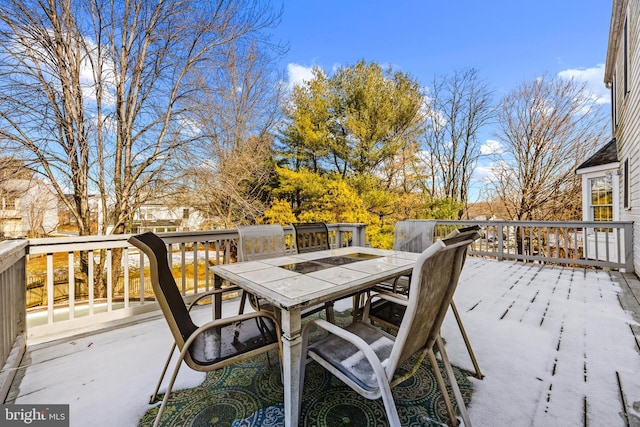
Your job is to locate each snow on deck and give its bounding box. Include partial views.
[7,258,640,426]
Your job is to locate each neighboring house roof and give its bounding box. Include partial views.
[1,179,31,193]
[576,138,618,171]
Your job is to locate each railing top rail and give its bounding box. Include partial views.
[25,224,369,255]
[26,229,241,255]
[435,219,633,227]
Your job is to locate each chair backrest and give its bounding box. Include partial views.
[236,224,286,261]
[293,222,330,253]
[128,232,197,350]
[393,220,437,253]
[444,225,480,268]
[385,231,481,376]
[445,224,481,239]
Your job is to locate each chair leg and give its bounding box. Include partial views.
[450,300,484,379]
[150,343,177,404]
[378,379,401,427]
[427,348,458,426]
[436,335,472,427]
[351,293,360,323]
[238,290,248,315]
[351,291,368,323]
[153,346,188,427]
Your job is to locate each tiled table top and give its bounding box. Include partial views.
[212,246,420,310]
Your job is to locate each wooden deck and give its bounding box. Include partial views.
[445,258,640,427]
[6,258,640,427]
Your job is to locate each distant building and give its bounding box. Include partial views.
[129,202,204,234]
[0,178,58,238]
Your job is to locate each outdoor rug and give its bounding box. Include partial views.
[138,314,473,426]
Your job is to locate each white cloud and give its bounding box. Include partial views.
[286,63,315,91]
[480,139,504,155]
[558,64,608,104]
[473,164,499,182]
[472,158,514,183]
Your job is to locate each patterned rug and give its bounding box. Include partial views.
[139,314,473,426]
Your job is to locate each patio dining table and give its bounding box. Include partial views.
[211,246,420,427]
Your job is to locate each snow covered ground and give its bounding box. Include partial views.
[7,257,640,426]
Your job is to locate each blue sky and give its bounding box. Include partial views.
[273,0,612,99]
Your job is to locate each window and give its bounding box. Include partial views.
[2,196,17,210]
[589,176,613,221]
[182,208,190,219]
[624,158,630,209]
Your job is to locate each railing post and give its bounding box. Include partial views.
[497,223,504,261]
[624,222,634,273]
[352,224,367,247]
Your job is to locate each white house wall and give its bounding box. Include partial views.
[609,0,640,272]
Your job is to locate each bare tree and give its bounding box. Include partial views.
[0,1,92,234]
[0,0,282,236]
[177,39,284,228]
[0,0,282,297]
[488,74,608,221]
[424,68,494,218]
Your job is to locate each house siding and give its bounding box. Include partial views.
[609,0,640,271]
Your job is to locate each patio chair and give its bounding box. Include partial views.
[394,219,437,252]
[292,222,330,253]
[292,222,336,321]
[369,225,484,379]
[381,219,437,294]
[128,232,282,427]
[236,224,334,322]
[299,232,479,427]
[236,224,286,316]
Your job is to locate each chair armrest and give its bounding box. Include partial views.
[351,288,409,322]
[373,273,411,294]
[186,285,241,311]
[362,291,408,321]
[191,309,280,336]
[302,319,389,385]
[368,290,409,306]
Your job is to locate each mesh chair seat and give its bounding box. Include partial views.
[190,316,279,365]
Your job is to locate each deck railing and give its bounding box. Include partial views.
[435,220,634,272]
[0,240,28,402]
[0,220,633,351]
[21,224,366,342]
